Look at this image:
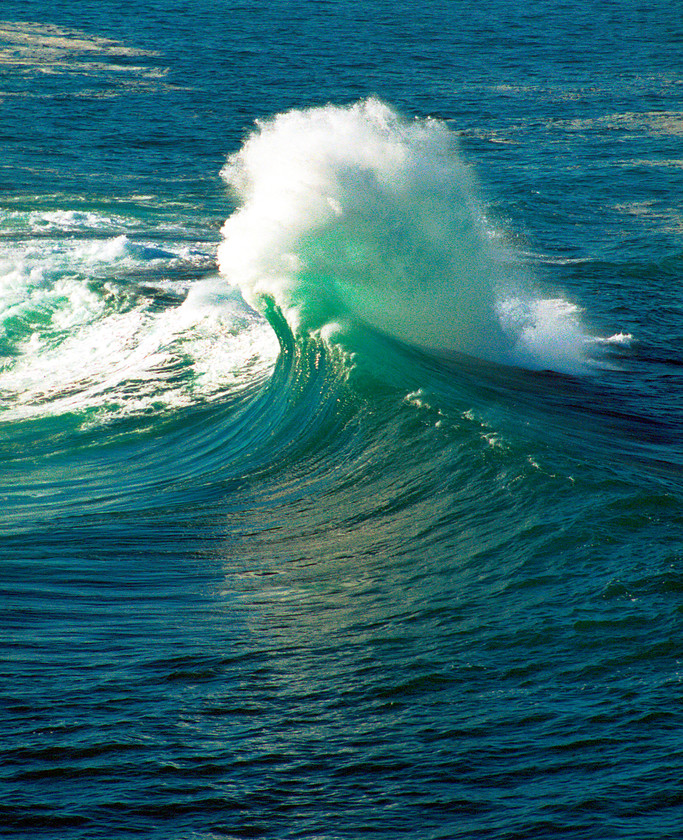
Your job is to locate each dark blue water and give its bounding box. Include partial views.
[2,1,683,838]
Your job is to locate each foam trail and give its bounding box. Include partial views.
[218,99,590,372]
[0,217,278,424]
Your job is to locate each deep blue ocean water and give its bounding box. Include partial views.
[2,1,683,838]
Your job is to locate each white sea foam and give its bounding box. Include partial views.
[594,331,635,347]
[0,216,277,424]
[218,99,596,374]
[0,281,277,424]
[498,296,591,374]
[0,231,212,314]
[0,20,168,94]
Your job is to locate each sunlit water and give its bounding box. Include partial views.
[2,2,682,838]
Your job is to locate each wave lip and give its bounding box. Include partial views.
[218,99,594,373]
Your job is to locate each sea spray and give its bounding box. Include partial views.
[218,99,591,372]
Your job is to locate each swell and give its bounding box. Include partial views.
[1,266,674,541]
[0,300,358,535]
[1,101,673,537]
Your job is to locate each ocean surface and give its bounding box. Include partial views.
[2,1,682,837]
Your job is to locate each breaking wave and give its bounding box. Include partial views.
[218,99,593,373]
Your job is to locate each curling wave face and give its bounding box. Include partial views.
[218,99,593,373]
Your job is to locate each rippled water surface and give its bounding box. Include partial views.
[2,1,683,838]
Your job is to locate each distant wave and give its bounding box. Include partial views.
[218,99,592,374]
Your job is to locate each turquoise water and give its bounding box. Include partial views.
[2,1,683,837]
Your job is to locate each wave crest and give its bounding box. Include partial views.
[218,99,591,373]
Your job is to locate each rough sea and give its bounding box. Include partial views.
[2,1,682,838]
